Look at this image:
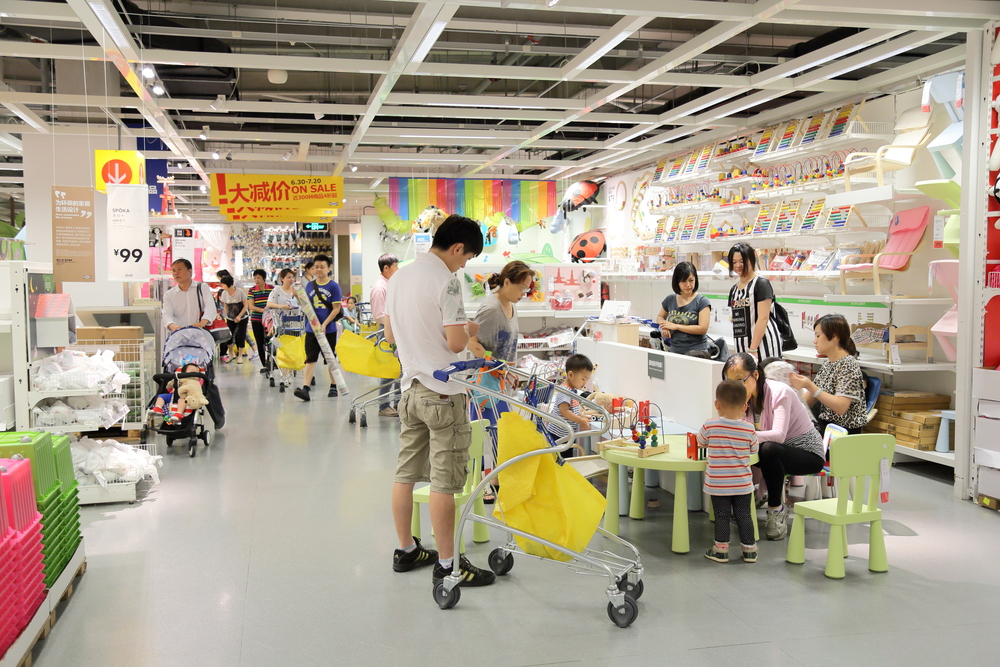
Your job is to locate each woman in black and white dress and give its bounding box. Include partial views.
[727,243,782,360]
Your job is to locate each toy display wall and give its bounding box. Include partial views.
[598,85,968,477]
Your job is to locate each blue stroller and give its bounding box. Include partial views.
[140,327,224,458]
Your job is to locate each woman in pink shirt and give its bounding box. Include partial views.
[722,352,824,541]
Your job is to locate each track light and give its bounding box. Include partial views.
[151,79,165,96]
[546,0,559,5]
[141,65,155,80]
[224,151,234,162]
[199,184,207,193]
[282,150,294,161]
[314,112,325,120]
[349,164,358,172]
[209,94,227,111]
[199,125,209,141]
[211,150,220,160]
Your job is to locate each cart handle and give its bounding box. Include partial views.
[433,358,503,382]
[153,371,208,383]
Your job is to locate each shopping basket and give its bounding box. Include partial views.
[347,329,402,428]
[429,359,644,628]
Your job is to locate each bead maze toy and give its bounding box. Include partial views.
[596,399,670,458]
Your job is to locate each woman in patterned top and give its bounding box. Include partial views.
[790,314,869,436]
[727,243,783,361]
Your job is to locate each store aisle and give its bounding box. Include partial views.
[28,363,1000,667]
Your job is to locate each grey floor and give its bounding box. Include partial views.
[26,362,1000,667]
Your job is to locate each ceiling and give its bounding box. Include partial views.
[0,0,996,223]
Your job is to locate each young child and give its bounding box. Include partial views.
[152,363,201,425]
[700,379,760,563]
[545,354,594,449]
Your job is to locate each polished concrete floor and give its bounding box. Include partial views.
[27,362,1000,666]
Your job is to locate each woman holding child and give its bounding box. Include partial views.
[723,352,825,541]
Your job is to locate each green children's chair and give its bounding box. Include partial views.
[786,433,895,579]
[411,419,490,551]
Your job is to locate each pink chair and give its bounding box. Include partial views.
[929,260,959,361]
[839,206,930,295]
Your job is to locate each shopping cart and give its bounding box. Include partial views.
[431,359,644,628]
[265,305,306,393]
[347,329,401,428]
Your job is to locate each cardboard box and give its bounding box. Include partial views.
[103,326,143,362]
[103,326,143,340]
[888,410,942,425]
[75,326,105,343]
[590,322,640,347]
[978,494,1000,511]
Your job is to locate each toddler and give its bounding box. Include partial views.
[545,354,595,449]
[152,363,201,425]
[700,380,760,563]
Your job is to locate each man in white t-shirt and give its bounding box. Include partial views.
[370,253,399,417]
[384,215,496,589]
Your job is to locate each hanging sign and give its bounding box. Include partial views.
[94,150,146,193]
[172,228,197,266]
[210,173,344,209]
[106,184,149,282]
[51,186,96,283]
[222,206,338,219]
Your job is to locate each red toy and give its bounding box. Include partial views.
[569,229,606,263]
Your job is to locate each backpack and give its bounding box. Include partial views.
[770,301,798,352]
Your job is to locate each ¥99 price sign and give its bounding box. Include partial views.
[106,183,149,282]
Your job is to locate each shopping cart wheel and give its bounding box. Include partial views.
[360,413,368,428]
[607,596,638,628]
[269,377,275,387]
[165,437,174,448]
[488,549,514,576]
[348,409,356,424]
[433,582,461,610]
[617,578,643,600]
[188,438,197,458]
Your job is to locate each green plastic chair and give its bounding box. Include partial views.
[411,419,490,551]
[786,434,895,579]
[914,179,961,258]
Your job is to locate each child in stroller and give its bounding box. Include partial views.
[151,362,207,425]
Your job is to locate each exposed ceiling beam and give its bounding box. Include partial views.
[748,28,902,87]
[559,15,653,81]
[297,141,310,162]
[0,81,48,134]
[463,0,801,177]
[63,0,208,182]
[0,0,80,22]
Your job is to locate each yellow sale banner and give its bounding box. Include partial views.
[210,173,343,209]
[221,206,339,220]
[225,215,337,222]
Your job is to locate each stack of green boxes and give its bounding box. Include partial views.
[0,432,82,587]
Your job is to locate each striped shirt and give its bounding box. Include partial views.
[699,417,759,496]
[728,275,783,361]
[248,284,271,323]
[546,385,581,440]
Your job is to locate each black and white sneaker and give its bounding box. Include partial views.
[432,556,497,587]
[328,386,339,398]
[293,386,311,402]
[392,537,438,572]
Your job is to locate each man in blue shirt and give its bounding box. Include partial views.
[294,254,343,401]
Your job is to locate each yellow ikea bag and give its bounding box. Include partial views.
[493,412,607,561]
[337,330,401,379]
[275,334,306,371]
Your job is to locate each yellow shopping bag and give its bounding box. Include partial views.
[275,334,306,371]
[493,412,607,561]
[337,330,401,379]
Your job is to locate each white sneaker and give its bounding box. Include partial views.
[765,506,788,541]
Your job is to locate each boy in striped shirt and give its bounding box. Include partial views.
[700,380,759,563]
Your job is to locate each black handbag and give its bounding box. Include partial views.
[771,301,798,352]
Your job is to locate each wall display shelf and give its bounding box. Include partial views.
[751,121,894,166]
[892,446,955,467]
[783,349,956,374]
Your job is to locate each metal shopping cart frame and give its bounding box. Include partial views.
[347,329,402,427]
[267,306,306,392]
[430,359,644,628]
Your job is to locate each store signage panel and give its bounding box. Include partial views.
[106,184,149,282]
[51,186,95,283]
[94,150,146,193]
[221,206,338,218]
[172,228,197,266]
[647,352,665,380]
[299,222,329,231]
[210,174,344,209]
[225,215,337,223]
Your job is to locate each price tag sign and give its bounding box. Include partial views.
[879,457,891,503]
[172,228,196,267]
[106,184,149,282]
[933,215,945,249]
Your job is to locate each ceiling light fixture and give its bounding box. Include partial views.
[151,80,165,96]
[282,150,294,161]
[546,0,560,6]
[140,65,155,80]
[267,69,289,85]
[199,184,207,193]
[412,20,448,64]
[199,126,209,141]
[211,150,220,160]
[209,95,227,111]
[314,112,325,121]
[349,164,358,172]
[224,151,234,162]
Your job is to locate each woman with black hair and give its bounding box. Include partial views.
[655,261,711,355]
[727,243,783,360]
[723,352,825,541]
[790,314,869,435]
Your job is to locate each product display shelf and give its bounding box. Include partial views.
[891,446,955,467]
[76,442,158,505]
[750,120,894,166]
[782,349,956,374]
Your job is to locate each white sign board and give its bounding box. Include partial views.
[414,232,432,254]
[172,228,196,266]
[106,184,149,282]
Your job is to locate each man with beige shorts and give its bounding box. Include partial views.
[384,215,496,588]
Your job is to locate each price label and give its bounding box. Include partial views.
[113,247,144,263]
[933,215,945,249]
[879,457,891,503]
